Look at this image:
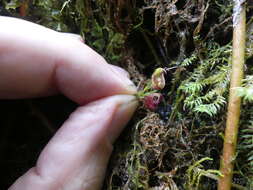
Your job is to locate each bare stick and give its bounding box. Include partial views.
[218,1,246,190]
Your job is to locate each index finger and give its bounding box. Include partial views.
[0,16,136,104]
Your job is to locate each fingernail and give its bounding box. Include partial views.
[62,32,84,42]
[109,65,130,78]
[108,95,138,143]
[109,65,137,94]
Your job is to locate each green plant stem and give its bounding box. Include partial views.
[218,2,246,190]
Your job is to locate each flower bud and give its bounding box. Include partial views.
[144,93,163,111]
[151,68,166,90]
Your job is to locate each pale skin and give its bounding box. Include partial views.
[0,16,138,190]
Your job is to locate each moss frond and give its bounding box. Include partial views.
[179,42,232,117]
[186,157,223,190]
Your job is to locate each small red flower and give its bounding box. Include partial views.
[144,93,163,111]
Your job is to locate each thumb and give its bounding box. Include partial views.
[9,95,138,190]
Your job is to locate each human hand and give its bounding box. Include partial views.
[0,16,138,190]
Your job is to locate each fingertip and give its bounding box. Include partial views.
[61,32,84,43]
[106,95,139,142]
[9,95,138,190]
[108,64,137,94]
[109,64,130,79]
[55,44,137,104]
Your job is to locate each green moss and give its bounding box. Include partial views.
[178,42,232,117]
[9,0,127,63]
[186,157,223,190]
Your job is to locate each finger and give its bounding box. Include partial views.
[61,33,85,43]
[9,95,138,190]
[109,64,130,79]
[0,16,136,104]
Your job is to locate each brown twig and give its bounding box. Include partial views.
[204,17,232,41]
[19,0,29,17]
[218,1,246,190]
